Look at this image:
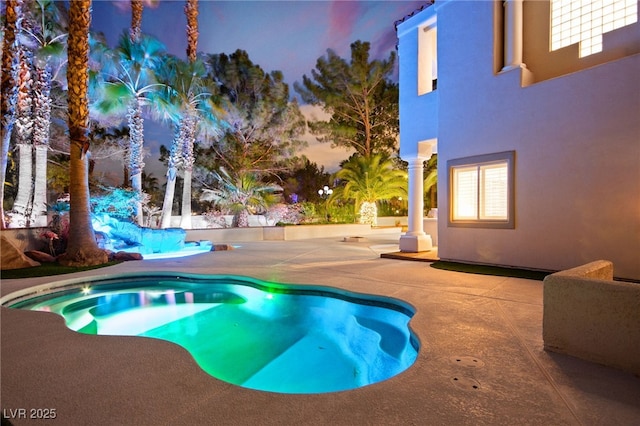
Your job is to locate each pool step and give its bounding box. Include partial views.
[141,304,304,385]
[242,332,362,393]
[355,316,409,359]
[94,304,218,335]
[242,314,406,393]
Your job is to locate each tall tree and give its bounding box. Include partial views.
[154,57,217,229]
[60,0,107,266]
[280,157,330,203]
[10,43,34,224]
[295,41,399,157]
[331,154,407,226]
[0,0,22,229]
[93,32,166,225]
[179,0,199,229]
[206,50,306,178]
[22,0,68,219]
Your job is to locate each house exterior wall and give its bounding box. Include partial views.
[397,0,640,280]
[397,7,439,159]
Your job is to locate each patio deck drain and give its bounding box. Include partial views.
[343,236,367,243]
[451,376,481,390]
[450,355,485,368]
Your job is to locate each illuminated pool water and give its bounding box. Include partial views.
[4,274,419,394]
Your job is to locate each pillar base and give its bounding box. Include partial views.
[399,233,433,253]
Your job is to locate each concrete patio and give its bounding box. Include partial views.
[1,231,639,425]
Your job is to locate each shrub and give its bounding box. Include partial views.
[91,187,142,221]
[203,210,229,228]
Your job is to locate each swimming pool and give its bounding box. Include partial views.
[3,273,419,394]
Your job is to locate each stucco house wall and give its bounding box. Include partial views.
[397,7,439,159]
[397,1,640,280]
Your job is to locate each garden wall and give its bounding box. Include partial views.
[1,223,404,254]
[543,260,640,375]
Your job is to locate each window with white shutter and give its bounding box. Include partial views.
[449,151,515,228]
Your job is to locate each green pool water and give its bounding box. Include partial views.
[5,274,419,394]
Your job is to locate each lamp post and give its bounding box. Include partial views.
[318,185,333,222]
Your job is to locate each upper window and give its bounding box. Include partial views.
[551,0,638,58]
[448,151,515,229]
[418,24,437,95]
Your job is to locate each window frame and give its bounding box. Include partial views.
[448,151,515,229]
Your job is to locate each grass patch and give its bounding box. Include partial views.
[430,261,551,281]
[1,261,121,280]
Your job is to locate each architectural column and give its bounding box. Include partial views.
[502,0,526,72]
[399,157,433,252]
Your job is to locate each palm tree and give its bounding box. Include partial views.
[1,0,23,229]
[11,42,35,225]
[93,32,166,225]
[200,168,279,228]
[154,57,218,229]
[60,0,107,266]
[129,0,143,43]
[156,1,224,229]
[155,97,183,228]
[332,154,407,226]
[179,0,200,229]
[21,0,68,219]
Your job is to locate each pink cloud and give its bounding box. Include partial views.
[326,1,364,52]
[372,27,398,59]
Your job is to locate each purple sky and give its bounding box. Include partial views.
[91,0,426,87]
[90,0,427,178]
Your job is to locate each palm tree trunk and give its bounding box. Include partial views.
[32,145,48,218]
[160,172,177,228]
[130,0,143,42]
[359,201,378,226]
[12,143,33,223]
[127,1,145,227]
[185,0,199,62]
[32,63,53,218]
[0,0,22,229]
[131,172,144,225]
[127,102,145,225]
[177,0,199,230]
[234,208,249,228]
[61,0,107,267]
[12,46,34,224]
[180,169,193,229]
[179,115,196,229]
[160,123,183,228]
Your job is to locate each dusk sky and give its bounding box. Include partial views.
[90,0,427,179]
